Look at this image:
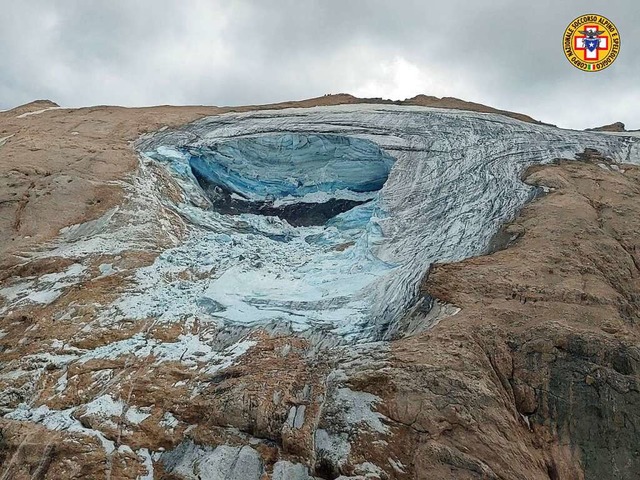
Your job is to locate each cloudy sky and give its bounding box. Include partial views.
[1,1,637,129]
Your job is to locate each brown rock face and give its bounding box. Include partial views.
[0,97,639,480]
[404,94,545,125]
[398,159,640,479]
[586,121,626,132]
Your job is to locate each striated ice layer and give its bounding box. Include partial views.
[135,104,640,340]
[186,134,395,202]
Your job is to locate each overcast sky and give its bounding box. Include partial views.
[1,1,637,129]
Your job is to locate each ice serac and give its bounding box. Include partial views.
[188,134,394,200]
[187,134,394,226]
[138,104,640,341]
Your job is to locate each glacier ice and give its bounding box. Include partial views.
[186,134,394,201]
[178,134,395,227]
[127,134,397,341]
[130,104,640,341]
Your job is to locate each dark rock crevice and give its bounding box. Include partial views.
[193,169,370,227]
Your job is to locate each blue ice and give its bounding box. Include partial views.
[138,134,398,340]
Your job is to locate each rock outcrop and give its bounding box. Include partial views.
[586,121,626,132]
[0,97,639,479]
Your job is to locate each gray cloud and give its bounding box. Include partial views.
[1,0,638,128]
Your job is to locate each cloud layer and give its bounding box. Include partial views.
[1,0,637,128]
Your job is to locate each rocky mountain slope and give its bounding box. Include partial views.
[0,96,639,479]
[586,122,628,133]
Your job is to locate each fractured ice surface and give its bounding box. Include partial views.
[120,133,398,341]
[187,134,394,201]
[112,105,640,341]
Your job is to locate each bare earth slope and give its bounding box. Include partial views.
[0,96,638,480]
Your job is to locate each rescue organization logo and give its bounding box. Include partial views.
[563,14,620,71]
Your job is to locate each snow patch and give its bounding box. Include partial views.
[5,404,116,454]
[0,134,14,147]
[83,394,124,419]
[97,263,116,277]
[137,448,154,480]
[335,387,389,433]
[0,263,87,313]
[54,372,68,394]
[125,406,151,425]
[160,411,179,432]
[16,107,62,118]
[77,333,255,374]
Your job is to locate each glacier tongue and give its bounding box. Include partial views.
[133,104,640,341]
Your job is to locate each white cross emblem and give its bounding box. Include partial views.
[574,25,608,60]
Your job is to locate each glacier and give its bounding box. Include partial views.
[123,104,640,342]
[128,134,398,342]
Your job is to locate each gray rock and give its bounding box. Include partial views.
[272,460,313,480]
[161,441,263,480]
[294,405,306,429]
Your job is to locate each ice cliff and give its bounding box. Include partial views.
[132,104,640,342]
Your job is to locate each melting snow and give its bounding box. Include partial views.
[54,372,68,394]
[137,448,154,480]
[5,404,116,454]
[83,394,124,419]
[125,406,151,425]
[16,107,63,118]
[76,333,255,373]
[0,134,14,147]
[0,263,87,314]
[97,263,116,277]
[335,387,389,434]
[160,411,179,432]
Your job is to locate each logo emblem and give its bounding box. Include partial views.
[563,14,620,71]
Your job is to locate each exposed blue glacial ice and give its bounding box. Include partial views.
[185,134,395,201]
[122,134,397,341]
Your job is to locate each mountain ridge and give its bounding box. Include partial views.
[0,97,639,479]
